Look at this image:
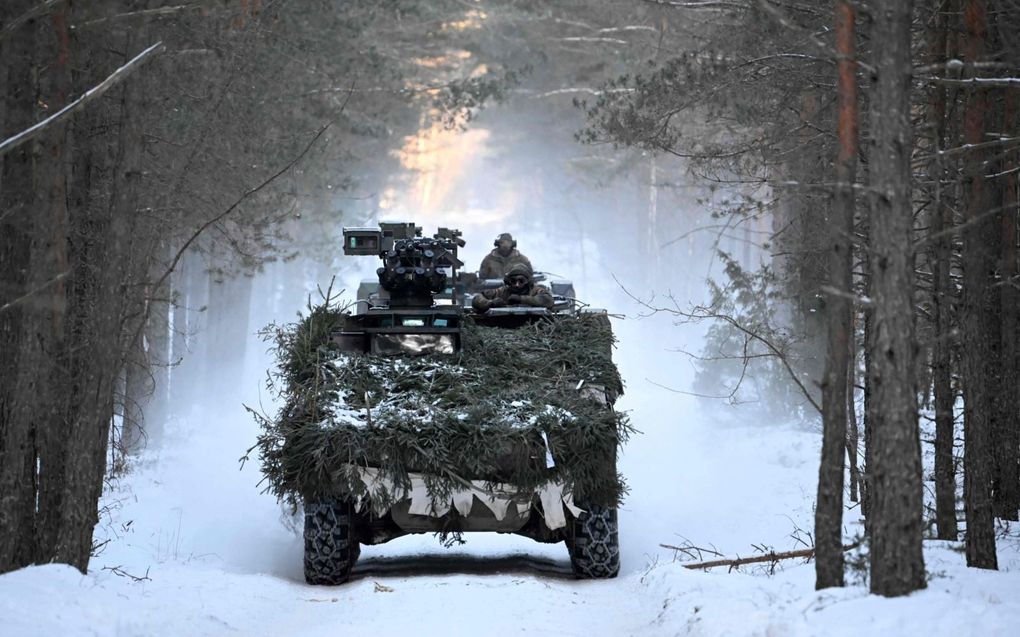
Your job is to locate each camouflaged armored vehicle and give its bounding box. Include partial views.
[254,223,627,584]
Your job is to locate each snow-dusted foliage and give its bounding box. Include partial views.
[251,301,630,512]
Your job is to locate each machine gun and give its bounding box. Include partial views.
[337,222,584,354]
[343,222,465,308]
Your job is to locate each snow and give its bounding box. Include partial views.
[4,303,1020,636]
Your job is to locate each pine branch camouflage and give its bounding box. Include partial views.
[252,303,629,513]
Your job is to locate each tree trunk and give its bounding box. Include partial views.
[995,86,1019,520]
[846,325,861,504]
[861,303,872,529]
[122,330,149,457]
[169,248,209,406]
[928,0,960,541]
[203,270,253,401]
[866,0,927,597]
[0,0,44,573]
[32,4,74,565]
[960,0,999,570]
[815,0,856,591]
[145,259,172,447]
[169,247,192,409]
[46,15,149,570]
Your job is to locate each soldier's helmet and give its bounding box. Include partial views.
[504,262,533,288]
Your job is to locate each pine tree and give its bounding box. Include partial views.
[866,0,926,597]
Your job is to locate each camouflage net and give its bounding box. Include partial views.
[250,301,630,513]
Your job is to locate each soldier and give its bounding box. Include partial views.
[478,232,534,280]
[472,263,554,313]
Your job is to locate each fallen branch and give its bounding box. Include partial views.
[681,542,861,571]
[102,565,151,582]
[0,41,165,158]
[660,540,725,561]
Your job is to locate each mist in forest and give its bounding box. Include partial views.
[131,80,784,581]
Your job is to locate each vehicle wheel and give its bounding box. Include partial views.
[566,505,620,578]
[304,499,360,585]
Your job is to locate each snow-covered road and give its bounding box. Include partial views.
[4,309,1020,636]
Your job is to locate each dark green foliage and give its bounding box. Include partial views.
[252,303,629,512]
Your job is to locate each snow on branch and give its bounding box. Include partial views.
[596,26,659,34]
[925,76,1020,88]
[642,0,749,9]
[559,37,629,45]
[935,135,1020,158]
[913,60,1008,74]
[0,270,71,316]
[0,41,165,159]
[524,87,634,99]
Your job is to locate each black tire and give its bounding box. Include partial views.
[304,499,360,585]
[567,505,620,578]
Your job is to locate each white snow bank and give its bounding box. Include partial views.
[4,541,1019,636]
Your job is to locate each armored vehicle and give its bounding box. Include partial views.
[256,223,626,584]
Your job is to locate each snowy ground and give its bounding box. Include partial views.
[4,311,1020,636]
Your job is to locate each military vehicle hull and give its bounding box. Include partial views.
[259,223,623,585]
[297,308,622,584]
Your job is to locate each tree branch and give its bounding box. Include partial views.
[74,4,209,28]
[924,76,1020,88]
[642,0,749,9]
[135,85,356,352]
[615,275,822,414]
[0,0,67,43]
[681,542,860,570]
[0,270,71,315]
[151,114,340,297]
[0,41,165,158]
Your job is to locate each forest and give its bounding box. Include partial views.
[1,0,1020,633]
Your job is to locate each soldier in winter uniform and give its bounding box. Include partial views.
[478,232,534,279]
[472,263,554,313]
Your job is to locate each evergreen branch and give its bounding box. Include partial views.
[682,542,860,571]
